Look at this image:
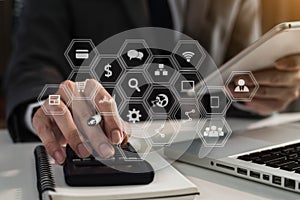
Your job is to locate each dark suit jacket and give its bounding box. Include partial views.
[5,0,261,142]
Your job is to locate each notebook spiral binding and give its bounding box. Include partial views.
[34,145,56,200]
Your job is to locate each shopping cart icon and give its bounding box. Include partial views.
[76,81,87,92]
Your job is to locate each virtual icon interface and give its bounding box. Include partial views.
[234,79,250,93]
[151,94,169,108]
[182,51,195,63]
[128,78,141,92]
[75,81,87,93]
[127,50,144,60]
[181,80,195,93]
[203,126,225,138]
[154,64,168,77]
[104,64,113,78]
[75,49,89,59]
[210,96,220,109]
[49,95,61,106]
[127,108,142,124]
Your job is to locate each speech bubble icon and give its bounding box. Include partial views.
[127,50,138,60]
[137,52,144,60]
[127,50,144,60]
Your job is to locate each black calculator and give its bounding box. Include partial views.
[63,143,154,186]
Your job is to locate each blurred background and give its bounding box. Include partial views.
[0,0,300,128]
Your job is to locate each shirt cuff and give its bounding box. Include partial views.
[24,101,45,135]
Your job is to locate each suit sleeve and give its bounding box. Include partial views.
[225,0,262,61]
[5,0,72,142]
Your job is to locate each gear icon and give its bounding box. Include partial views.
[127,108,142,123]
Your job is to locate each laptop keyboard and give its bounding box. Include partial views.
[238,142,300,172]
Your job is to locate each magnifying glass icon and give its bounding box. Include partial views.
[128,78,141,92]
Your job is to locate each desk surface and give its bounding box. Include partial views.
[0,130,299,200]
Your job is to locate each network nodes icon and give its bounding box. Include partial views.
[151,94,169,108]
[154,64,168,76]
[127,108,142,124]
[182,51,195,62]
[49,95,61,106]
[183,109,196,123]
[155,123,166,138]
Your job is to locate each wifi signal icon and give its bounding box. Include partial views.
[182,51,195,63]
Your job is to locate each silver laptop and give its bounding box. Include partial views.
[164,121,300,193]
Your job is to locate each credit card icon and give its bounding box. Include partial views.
[75,49,89,59]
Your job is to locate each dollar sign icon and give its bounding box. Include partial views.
[104,64,112,78]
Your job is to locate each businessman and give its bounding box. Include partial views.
[5,0,300,164]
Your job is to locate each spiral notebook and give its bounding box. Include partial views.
[34,145,199,200]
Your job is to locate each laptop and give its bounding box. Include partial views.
[164,119,300,193]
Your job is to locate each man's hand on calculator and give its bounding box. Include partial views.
[33,79,130,164]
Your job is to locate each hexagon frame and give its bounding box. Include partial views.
[199,86,232,116]
[118,101,152,130]
[91,55,125,86]
[37,84,72,116]
[145,55,178,85]
[171,71,204,101]
[64,39,99,70]
[118,39,152,69]
[117,70,152,100]
[67,70,99,100]
[145,85,178,116]
[144,117,181,147]
[172,101,205,131]
[225,71,259,102]
[196,117,232,148]
[172,40,206,71]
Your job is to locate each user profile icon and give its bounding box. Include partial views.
[234,79,249,93]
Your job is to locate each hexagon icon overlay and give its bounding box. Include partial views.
[119,101,151,131]
[197,118,232,148]
[118,39,152,69]
[172,71,204,100]
[67,71,99,100]
[146,85,178,116]
[199,86,232,116]
[38,84,71,116]
[92,55,125,86]
[65,39,99,70]
[118,70,151,100]
[173,40,206,71]
[145,117,180,146]
[145,56,178,85]
[173,102,205,131]
[70,27,223,171]
[225,71,259,102]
